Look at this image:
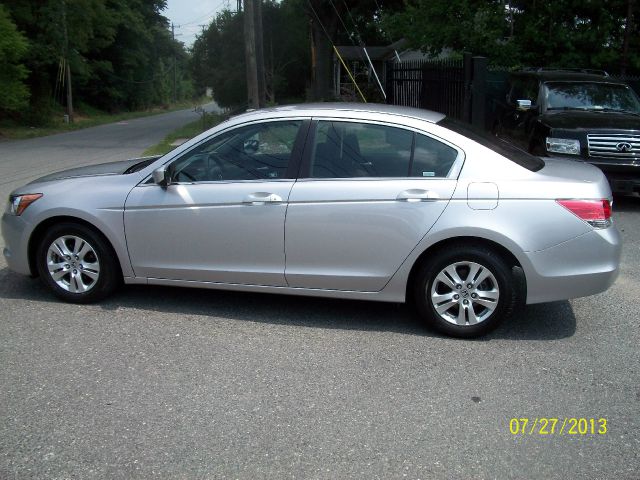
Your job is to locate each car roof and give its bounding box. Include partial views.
[511,70,627,84]
[228,102,446,124]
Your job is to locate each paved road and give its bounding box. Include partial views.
[0,102,220,217]
[0,118,639,478]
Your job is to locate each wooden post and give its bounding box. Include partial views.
[254,0,266,107]
[172,23,177,103]
[62,0,73,122]
[65,60,74,123]
[243,0,260,109]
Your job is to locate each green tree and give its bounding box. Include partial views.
[191,0,311,109]
[2,0,194,123]
[384,0,516,64]
[512,0,639,73]
[0,5,30,112]
[191,10,246,108]
[383,0,640,74]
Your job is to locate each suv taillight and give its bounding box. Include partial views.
[556,199,612,229]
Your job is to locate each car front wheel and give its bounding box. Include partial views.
[414,245,518,338]
[36,223,120,303]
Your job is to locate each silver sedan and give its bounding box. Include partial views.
[2,104,621,337]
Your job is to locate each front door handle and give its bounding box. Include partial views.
[396,189,439,202]
[243,192,283,205]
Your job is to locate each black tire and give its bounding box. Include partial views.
[412,245,518,338]
[36,222,121,303]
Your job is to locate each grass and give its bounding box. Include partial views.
[0,98,208,141]
[142,112,224,156]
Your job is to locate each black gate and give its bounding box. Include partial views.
[384,60,425,109]
[421,58,467,119]
[385,54,487,129]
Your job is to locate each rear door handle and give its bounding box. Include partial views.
[396,189,439,202]
[243,192,283,205]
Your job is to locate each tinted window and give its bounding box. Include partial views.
[171,121,301,182]
[309,121,457,178]
[438,118,545,172]
[543,82,640,112]
[310,121,412,178]
[411,134,458,177]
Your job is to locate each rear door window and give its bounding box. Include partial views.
[308,120,459,178]
[411,134,458,177]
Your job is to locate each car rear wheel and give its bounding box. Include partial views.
[413,245,517,338]
[36,223,120,303]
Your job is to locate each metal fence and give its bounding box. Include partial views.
[386,58,640,131]
[384,60,425,109]
[385,54,486,128]
[420,58,466,119]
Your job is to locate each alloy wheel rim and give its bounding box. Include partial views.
[429,261,500,326]
[46,235,101,293]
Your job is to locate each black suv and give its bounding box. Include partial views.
[494,69,640,194]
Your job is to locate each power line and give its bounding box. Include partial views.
[341,0,365,45]
[307,0,366,102]
[328,0,360,50]
[329,0,385,99]
[177,1,227,27]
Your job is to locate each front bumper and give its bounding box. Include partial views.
[523,226,621,304]
[1,213,32,275]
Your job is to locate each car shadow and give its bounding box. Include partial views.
[0,268,576,341]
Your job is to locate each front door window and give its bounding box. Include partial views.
[171,120,302,182]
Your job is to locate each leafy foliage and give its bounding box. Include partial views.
[0,5,30,113]
[384,0,640,74]
[2,0,193,125]
[190,0,310,109]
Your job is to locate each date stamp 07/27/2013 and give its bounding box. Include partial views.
[509,418,607,436]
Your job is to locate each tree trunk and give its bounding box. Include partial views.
[308,1,339,101]
[254,0,266,107]
[244,0,259,108]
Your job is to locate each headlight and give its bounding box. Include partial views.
[546,137,580,155]
[8,193,43,216]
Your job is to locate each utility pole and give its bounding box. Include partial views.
[254,0,266,107]
[172,23,178,103]
[243,0,259,108]
[61,0,73,122]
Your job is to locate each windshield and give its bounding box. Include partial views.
[544,82,640,112]
[437,118,545,172]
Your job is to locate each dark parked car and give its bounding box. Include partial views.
[494,68,640,194]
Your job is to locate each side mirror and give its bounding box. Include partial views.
[152,165,171,187]
[516,99,532,111]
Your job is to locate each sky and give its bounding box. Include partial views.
[164,0,235,47]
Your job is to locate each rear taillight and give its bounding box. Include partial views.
[556,199,612,229]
